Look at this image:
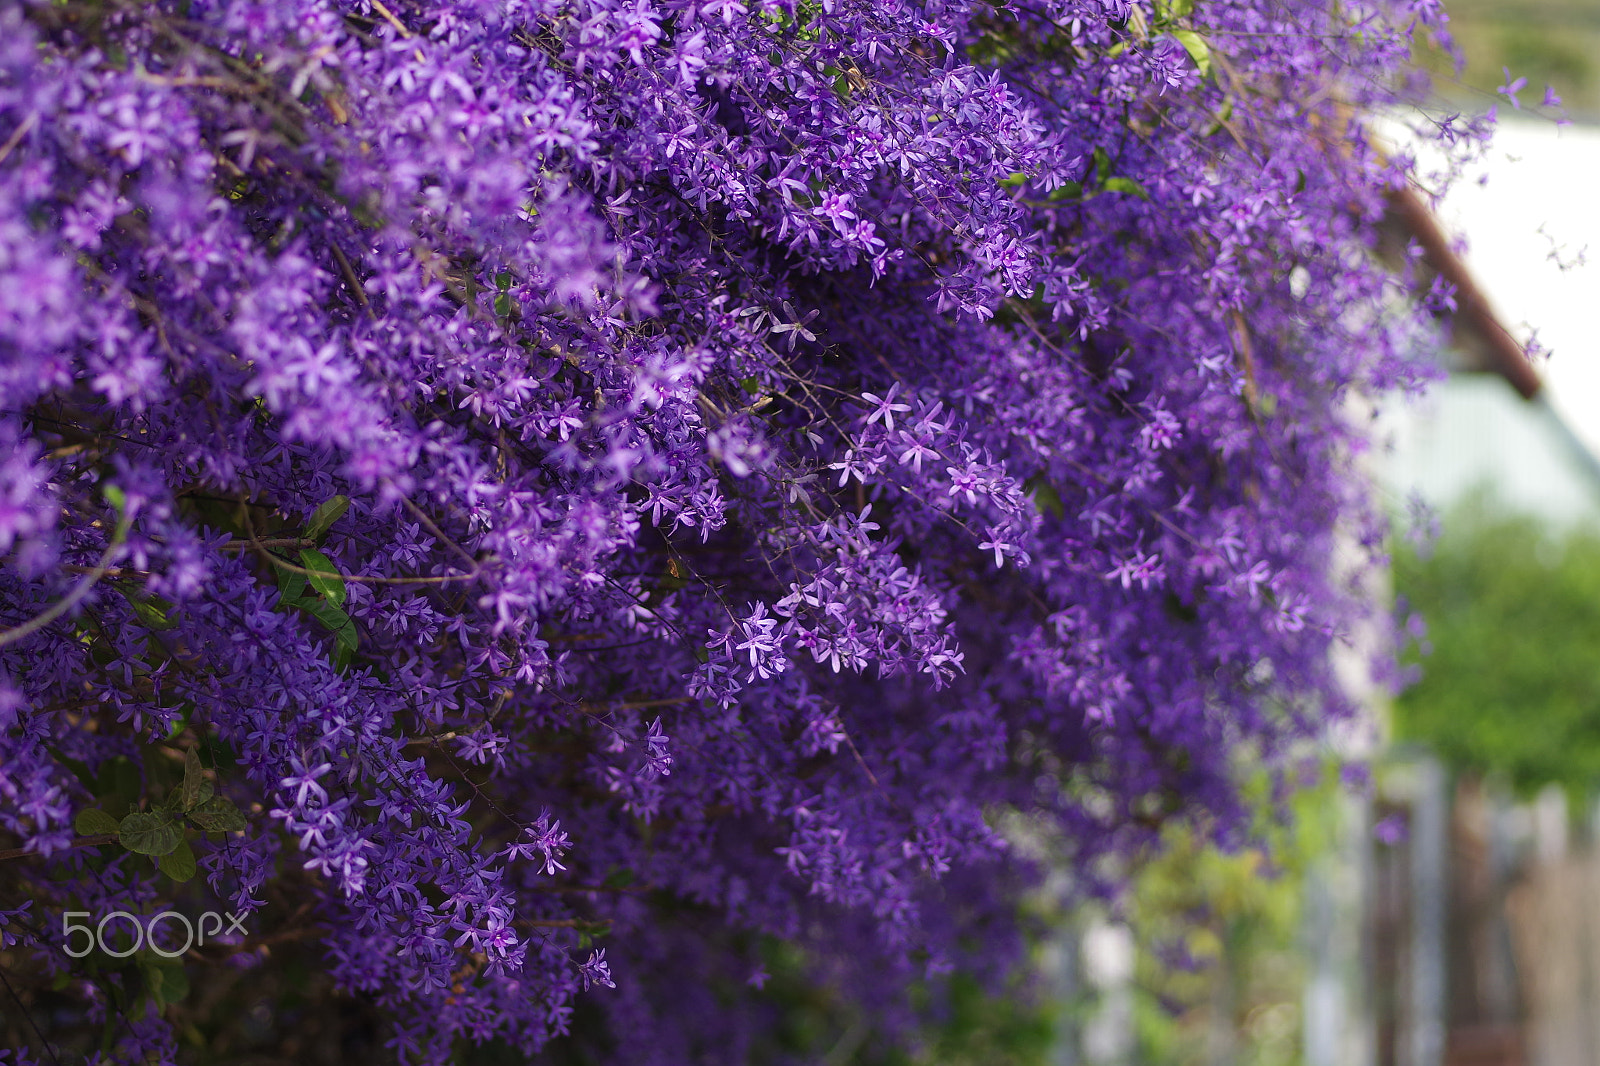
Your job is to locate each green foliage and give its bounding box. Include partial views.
[899,972,1057,1066]
[1172,30,1212,79]
[74,744,247,870]
[1394,499,1600,792]
[158,838,198,882]
[741,935,1059,1066]
[118,811,184,856]
[138,955,191,1012]
[303,493,350,543]
[298,547,347,607]
[179,748,214,810]
[274,539,359,664]
[73,807,120,836]
[186,795,248,832]
[1121,768,1344,1066]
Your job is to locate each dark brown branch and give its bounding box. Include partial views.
[0,834,118,863]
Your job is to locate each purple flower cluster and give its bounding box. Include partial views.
[0,0,1464,1060]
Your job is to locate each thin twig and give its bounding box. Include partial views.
[241,506,478,586]
[0,834,119,863]
[397,493,482,571]
[0,112,38,167]
[0,964,62,1066]
[328,240,374,319]
[1228,310,1260,415]
[0,513,131,649]
[368,0,414,37]
[221,537,312,552]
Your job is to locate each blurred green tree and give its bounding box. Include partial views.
[1394,496,1600,792]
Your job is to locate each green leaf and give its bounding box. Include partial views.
[1172,29,1211,78]
[998,171,1028,190]
[276,565,308,605]
[75,808,121,837]
[296,597,359,651]
[119,811,183,856]
[1023,475,1065,520]
[298,549,346,607]
[1204,97,1236,139]
[120,589,178,631]
[103,485,127,516]
[158,839,197,882]
[1102,176,1150,200]
[302,495,350,544]
[180,749,212,812]
[1093,147,1112,185]
[186,796,247,833]
[600,867,637,889]
[336,618,359,653]
[140,958,190,1011]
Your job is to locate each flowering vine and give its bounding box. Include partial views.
[0,0,1473,1061]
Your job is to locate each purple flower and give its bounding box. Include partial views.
[579,949,616,991]
[1498,67,1528,109]
[0,0,1480,1056]
[1374,815,1408,846]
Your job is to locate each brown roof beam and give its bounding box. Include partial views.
[1384,184,1543,400]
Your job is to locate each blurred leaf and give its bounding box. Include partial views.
[1102,176,1150,200]
[1395,499,1600,792]
[601,867,637,889]
[140,957,190,1011]
[75,808,120,836]
[1024,475,1064,519]
[1173,29,1211,78]
[1093,147,1112,184]
[121,589,178,631]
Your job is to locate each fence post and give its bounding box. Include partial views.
[1407,755,1448,1066]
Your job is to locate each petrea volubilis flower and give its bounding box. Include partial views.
[0,0,1467,1060]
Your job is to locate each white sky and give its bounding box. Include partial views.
[1430,117,1600,450]
[1375,114,1600,524]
